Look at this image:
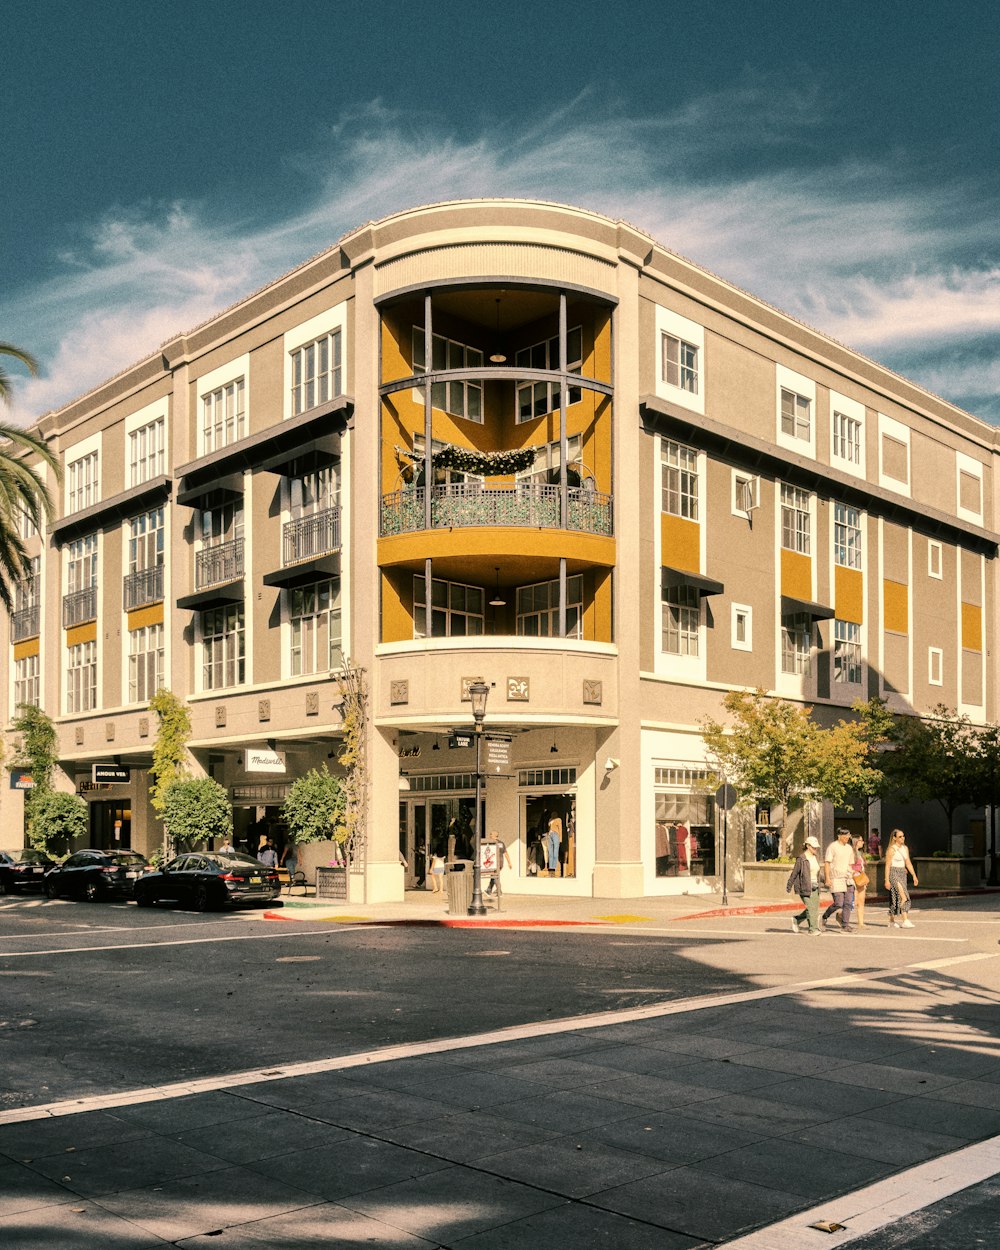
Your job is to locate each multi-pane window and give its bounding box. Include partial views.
[781,613,812,675]
[516,576,584,638]
[201,605,245,689]
[515,326,583,422]
[833,410,861,463]
[14,557,40,613]
[413,576,484,638]
[129,418,165,486]
[289,578,342,676]
[290,330,342,416]
[129,507,164,572]
[780,388,811,441]
[67,534,98,593]
[128,624,164,702]
[662,334,699,394]
[661,441,699,520]
[14,654,39,708]
[201,378,245,453]
[412,329,483,423]
[516,435,582,486]
[68,451,99,513]
[834,619,862,684]
[66,640,97,713]
[662,582,700,656]
[200,501,244,548]
[289,462,340,517]
[834,503,862,569]
[15,504,37,540]
[780,484,811,554]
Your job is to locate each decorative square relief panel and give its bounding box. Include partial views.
[138,717,149,738]
[305,691,319,716]
[583,679,603,705]
[507,676,530,702]
[390,680,409,706]
[105,721,115,741]
[215,706,227,729]
[461,676,485,702]
[75,726,84,746]
[258,699,271,722]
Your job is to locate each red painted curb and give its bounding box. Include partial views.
[262,912,609,927]
[675,885,1000,922]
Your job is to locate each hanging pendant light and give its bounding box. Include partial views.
[550,737,559,754]
[489,567,506,607]
[489,298,507,364]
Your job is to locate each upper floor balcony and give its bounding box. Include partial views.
[196,538,244,590]
[11,604,40,643]
[123,564,165,612]
[63,586,97,629]
[380,482,612,538]
[283,506,340,564]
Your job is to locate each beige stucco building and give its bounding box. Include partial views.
[3,199,996,896]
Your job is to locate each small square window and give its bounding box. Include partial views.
[928,541,943,579]
[732,604,752,652]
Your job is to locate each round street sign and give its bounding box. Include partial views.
[715,783,737,810]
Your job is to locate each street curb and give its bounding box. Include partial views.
[676,885,1000,921]
[262,912,610,927]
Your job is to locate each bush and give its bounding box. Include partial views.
[28,789,88,853]
[161,777,233,850]
[282,767,344,847]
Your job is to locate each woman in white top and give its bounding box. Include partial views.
[885,828,918,928]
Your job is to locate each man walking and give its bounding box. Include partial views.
[822,827,856,932]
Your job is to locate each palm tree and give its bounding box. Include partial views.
[0,343,58,610]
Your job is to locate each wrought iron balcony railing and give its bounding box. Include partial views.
[195,538,244,590]
[62,586,98,629]
[282,506,340,566]
[11,604,40,643]
[123,564,165,612]
[380,482,613,538]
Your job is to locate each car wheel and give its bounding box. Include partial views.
[0,876,8,896]
[135,890,154,908]
[193,884,212,912]
[44,880,59,899]
[84,879,102,903]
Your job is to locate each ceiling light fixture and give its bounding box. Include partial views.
[489,298,507,364]
[550,738,559,754]
[489,567,506,607]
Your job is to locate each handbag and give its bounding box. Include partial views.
[853,870,869,889]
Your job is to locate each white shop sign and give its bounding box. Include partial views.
[244,747,286,774]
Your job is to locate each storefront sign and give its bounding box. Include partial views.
[92,764,130,784]
[449,732,473,749]
[9,768,34,790]
[485,733,512,775]
[244,746,286,774]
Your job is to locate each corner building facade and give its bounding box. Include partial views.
[4,200,996,898]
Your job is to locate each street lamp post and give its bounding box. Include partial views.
[467,680,489,916]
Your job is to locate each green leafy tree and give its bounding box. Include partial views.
[26,789,88,854]
[160,777,233,851]
[11,703,58,792]
[148,688,191,815]
[883,704,977,839]
[332,657,368,861]
[844,696,897,838]
[282,766,345,847]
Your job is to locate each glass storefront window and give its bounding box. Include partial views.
[523,794,576,878]
[654,789,715,877]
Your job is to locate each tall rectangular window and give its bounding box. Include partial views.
[202,378,245,453]
[780,484,811,554]
[780,388,811,441]
[515,326,583,422]
[68,451,99,513]
[413,576,484,638]
[290,330,342,416]
[128,418,165,486]
[516,576,583,638]
[412,328,484,423]
[67,534,98,593]
[661,440,699,520]
[662,333,699,393]
[200,501,244,548]
[834,619,862,684]
[66,640,97,713]
[14,556,40,613]
[833,410,861,463]
[289,578,342,676]
[14,654,40,708]
[781,613,812,675]
[201,605,245,690]
[516,435,582,486]
[128,507,165,573]
[128,624,164,702]
[662,582,700,656]
[834,503,862,569]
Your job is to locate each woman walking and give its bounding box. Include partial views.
[851,834,870,929]
[787,835,823,934]
[885,828,918,928]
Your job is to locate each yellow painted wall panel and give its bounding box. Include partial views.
[13,638,39,661]
[834,566,864,625]
[660,513,700,574]
[381,571,411,643]
[962,601,982,652]
[781,549,812,601]
[66,622,97,648]
[127,604,164,632]
[378,530,616,569]
[883,579,909,634]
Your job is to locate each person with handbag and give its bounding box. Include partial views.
[822,827,857,932]
[885,828,919,928]
[787,835,823,934]
[851,834,870,929]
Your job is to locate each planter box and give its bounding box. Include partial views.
[910,857,983,890]
[316,865,348,902]
[741,862,824,900]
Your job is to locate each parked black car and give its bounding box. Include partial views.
[44,849,148,901]
[0,849,55,894]
[133,852,281,911]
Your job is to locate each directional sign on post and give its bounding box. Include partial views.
[485,733,512,775]
[449,732,474,749]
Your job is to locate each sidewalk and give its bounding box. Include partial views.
[2,944,999,1247]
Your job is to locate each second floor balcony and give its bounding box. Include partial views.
[11,604,40,643]
[63,586,97,629]
[380,482,613,538]
[123,565,164,612]
[196,538,244,590]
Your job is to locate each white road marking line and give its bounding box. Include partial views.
[2,949,994,1125]
[630,926,969,941]
[721,1133,1000,1249]
[0,918,241,941]
[0,927,343,958]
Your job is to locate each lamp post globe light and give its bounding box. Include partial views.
[467,680,490,916]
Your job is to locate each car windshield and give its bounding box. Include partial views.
[109,853,147,866]
[213,853,265,869]
[19,850,50,864]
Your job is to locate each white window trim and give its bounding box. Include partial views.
[654,306,705,415]
[124,397,169,487]
[283,302,348,421]
[64,431,102,515]
[775,365,816,459]
[829,391,866,477]
[731,603,753,652]
[928,646,944,686]
[877,412,911,497]
[195,353,250,456]
[928,540,943,580]
[956,451,984,524]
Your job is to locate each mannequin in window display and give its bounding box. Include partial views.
[655,820,671,876]
[546,811,563,875]
[674,821,691,874]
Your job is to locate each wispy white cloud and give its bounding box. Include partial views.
[3,86,998,425]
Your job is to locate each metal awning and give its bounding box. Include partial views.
[662,567,725,597]
[780,595,835,621]
[262,553,341,589]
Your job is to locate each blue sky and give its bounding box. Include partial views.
[3,0,998,424]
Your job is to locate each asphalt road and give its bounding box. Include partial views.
[3,893,998,1116]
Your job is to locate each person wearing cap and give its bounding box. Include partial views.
[822,827,857,932]
[786,835,823,934]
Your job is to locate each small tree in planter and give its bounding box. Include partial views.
[160,777,233,853]
[282,767,345,889]
[26,789,88,856]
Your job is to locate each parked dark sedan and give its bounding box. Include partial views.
[0,848,55,894]
[44,849,148,901]
[133,852,281,911]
